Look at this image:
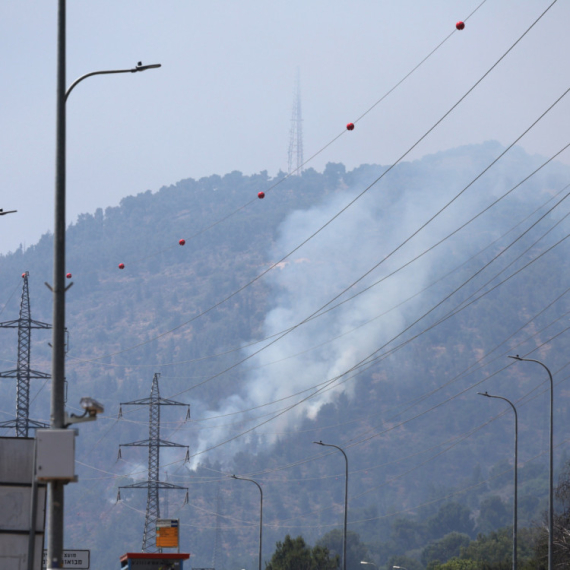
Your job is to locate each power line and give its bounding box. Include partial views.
[70,0,556,365]
[107,0,489,271]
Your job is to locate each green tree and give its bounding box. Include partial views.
[427,503,475,540]
[265,535,339,570]
[386,554,423,570]
[528,459,570,569]
[427,559,480,570]
[477,496,509,534]
[421,532,471,567]
[458,527,536,567]
[390,517,427,552]
[316,529,370,570]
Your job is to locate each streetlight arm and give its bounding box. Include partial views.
[65,62,161,101]
[231,475,263,570]
[509,355,554,383]
[477,392,518,418]
[0,209,17,216]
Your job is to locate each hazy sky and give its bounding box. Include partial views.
[1,0,569,255]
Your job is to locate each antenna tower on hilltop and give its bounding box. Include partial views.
[0,272,51,437]
[287,68,304,175]
[118,372,190,553]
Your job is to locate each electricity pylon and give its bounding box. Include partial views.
[0,272,51,437]
[118,372,190,553]
[287,67,304,175]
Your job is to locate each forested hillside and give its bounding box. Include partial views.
[0,142,569,569]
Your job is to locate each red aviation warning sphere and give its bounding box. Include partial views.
[258,192,265,199]
[118,263,125,270]
[346,123,355,131]
[21,273,26,278]
[456,21,465,30]
[66,273,72,279]
[179,239,186,246]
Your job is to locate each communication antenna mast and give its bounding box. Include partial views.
[118,372,190,553]
[0,272,51,437]
[287,68,304,175]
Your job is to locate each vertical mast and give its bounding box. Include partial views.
[287,68,304,175]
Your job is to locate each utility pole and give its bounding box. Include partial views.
[287,68,304,175]
[0,272,51,437]
[118,373,190,552]
[213,482,224,570]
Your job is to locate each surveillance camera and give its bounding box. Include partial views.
[80,397,104,416]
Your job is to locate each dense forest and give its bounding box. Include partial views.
[0,142,569,569]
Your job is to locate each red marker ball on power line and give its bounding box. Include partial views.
[179,239,186,246]
[456,21,465,30]
[118,263,125,270]
[258,192,265,199]
[346,123,355,131]
[66,273,72,279]
[21,273,26,278]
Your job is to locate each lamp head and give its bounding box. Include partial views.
[477,391,491,398]
[313,440,325,446]
[80,397,104,416]
[135,62,162,72]
[508,354,523,361]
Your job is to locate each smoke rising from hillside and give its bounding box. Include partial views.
[191,147,555,466]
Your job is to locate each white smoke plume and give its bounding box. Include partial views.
[191,145,548,465]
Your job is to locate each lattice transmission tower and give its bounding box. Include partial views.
[287,68,304,175]
[118,372,190,553]
[0,272,51,437]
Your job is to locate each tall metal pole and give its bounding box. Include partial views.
[478,392,518,570]
[231,475,263,570]
[48,0,67,566]
[314,441,348,570]
[509,355,553,570]
[49,0,161,559]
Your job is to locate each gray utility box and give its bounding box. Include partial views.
[35,430,76,482]
[0,437,47,570]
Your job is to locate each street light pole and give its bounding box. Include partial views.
[314,441,349,570]
[48,3,67,567]
[509,355,553,570]
[231,475,263,570]
[478,391,518,570]
[49,2,161,567]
